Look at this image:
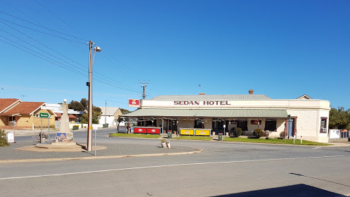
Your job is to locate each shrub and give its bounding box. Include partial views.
[0,129,9,147]
[230,127,243,137]
[253,128,264,138]
[280,130,287,138]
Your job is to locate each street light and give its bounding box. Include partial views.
[87,41,101,152]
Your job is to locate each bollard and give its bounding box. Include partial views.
[294,135,296,144]
[301,136,303,144]
[218,133,223,141]
[167,132,172,139]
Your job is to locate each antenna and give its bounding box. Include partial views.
[20,94,27,101]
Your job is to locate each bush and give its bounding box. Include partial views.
[230,127,243,137]
[0,129,9,147]
[280,130,287,138]
[253,128,264,138]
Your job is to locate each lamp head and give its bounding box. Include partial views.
[63,99,67,103]
[94,46,101,52]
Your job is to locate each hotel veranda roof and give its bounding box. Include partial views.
[123,109,288,118]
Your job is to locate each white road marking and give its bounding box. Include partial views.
[0,155,344,181]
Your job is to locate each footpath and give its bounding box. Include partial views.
[0,141,202,164]
[2,127,90,136]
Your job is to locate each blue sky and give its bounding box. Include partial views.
[0,0,349,110]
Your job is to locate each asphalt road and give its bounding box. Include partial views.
[1,128,350,197]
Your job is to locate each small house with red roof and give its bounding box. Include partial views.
[0,98,55,129]
[55,113,77,123]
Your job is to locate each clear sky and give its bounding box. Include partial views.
[0,0,349,110]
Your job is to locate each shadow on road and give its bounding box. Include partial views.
[212,184,346,197]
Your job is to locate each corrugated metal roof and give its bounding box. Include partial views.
[122,109,288,118]
[151,94,271,101]
[99,107,120,116]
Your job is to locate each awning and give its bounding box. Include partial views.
[122,109,288,118]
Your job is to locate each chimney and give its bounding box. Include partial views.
[249,89,253,95]
[199,93,205,95]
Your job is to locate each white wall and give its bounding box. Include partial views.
[142,99,330,110]
[99,116,116,127]
[285,109,329,142]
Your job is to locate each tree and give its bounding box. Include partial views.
[80,106,101,124]
[67,98,101,123]
[329,107,350,129]
[68,100,85,112]
[80,98,88,111]
[0,129,9,147]
[120,108,132,114]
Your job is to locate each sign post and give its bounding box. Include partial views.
[39,113,51,143]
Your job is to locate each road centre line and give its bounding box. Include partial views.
[0,155,344,181]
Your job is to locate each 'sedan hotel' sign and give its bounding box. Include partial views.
[174,101,230,106]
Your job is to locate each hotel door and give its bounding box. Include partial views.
[171,120,177,132]
[287,118,295,137]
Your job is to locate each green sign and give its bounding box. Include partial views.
[39,113,50,118]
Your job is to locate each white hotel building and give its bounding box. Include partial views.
[123,90,330,143]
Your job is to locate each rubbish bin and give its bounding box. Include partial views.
[218,133,223,141]
[168,132,172,139]
[103,124,109,128]
[73,125,79,130]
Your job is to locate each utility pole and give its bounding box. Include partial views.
[87,41,93,152]
[87,40,101,152]
[140,82,149,99]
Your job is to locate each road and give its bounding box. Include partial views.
[1,128,350,197]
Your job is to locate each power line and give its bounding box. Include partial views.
[0,23,140,93]
[0,36,141,93]
[0,7,144,90]
[0,37,87,77]
[0,18,86,44]
[0,6,143,93]
[0,10,87,41]
[33,0,88,41]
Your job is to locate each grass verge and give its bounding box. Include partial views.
[224,137,331,146]
[172,136,212,141]
[109,133,160,138]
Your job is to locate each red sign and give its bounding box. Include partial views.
[129,99,140,107]
[134,127,147,134]
[147,128,160,134]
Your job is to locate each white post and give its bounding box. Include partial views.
[94,129,97,156]
[162,118,164,134]
[48,117,50,143]
[301,136,303,144]
[294,134,296,144]
[40,117,43,143]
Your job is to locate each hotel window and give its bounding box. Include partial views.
[265,119,277,131]
[9,117,15,121]
[320,117,327,133]
[194,120,203,128]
